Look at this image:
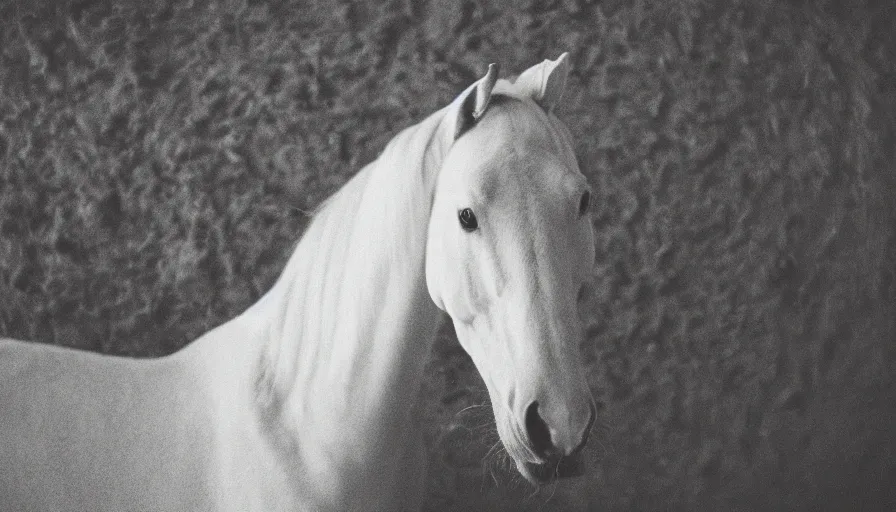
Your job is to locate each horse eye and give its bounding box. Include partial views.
[458,208,478,231]
[578,190,591,217]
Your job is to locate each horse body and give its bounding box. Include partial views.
[0,54,597,511]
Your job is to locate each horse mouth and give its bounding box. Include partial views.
[519,452,587,484]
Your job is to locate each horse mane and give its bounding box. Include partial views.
[254,104,452,413]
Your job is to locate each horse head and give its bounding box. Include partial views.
[426,54,598,484]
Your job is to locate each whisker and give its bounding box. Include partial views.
[454,402,490,417]
[287,205,315,217]
[539,477,561,509]
[479,439,505,489]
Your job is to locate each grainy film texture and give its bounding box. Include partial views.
[0,1,894,510]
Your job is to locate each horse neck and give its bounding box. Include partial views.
[254,108,451,459]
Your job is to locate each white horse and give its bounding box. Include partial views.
[0,54,597,511]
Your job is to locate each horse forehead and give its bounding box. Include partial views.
[479,101,564,154]
[454,119,573,198]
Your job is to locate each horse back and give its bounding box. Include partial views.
[0,338,220,511]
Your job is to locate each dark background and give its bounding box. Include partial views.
[1,0,894,510]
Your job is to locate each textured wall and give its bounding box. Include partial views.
[1,0,894,510]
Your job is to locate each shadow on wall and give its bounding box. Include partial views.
[0,0,893,510]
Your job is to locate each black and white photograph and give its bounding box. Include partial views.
[0,0,893,510]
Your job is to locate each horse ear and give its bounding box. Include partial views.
[453,63,499,139]
[512,52,570,113]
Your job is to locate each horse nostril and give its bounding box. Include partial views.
[524,401,553,458]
